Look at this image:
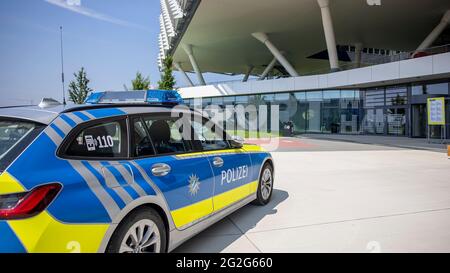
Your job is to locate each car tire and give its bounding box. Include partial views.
[252,162,274,206]
[106,207,167,253]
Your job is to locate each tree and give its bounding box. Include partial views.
[68,67,92,104]
[158,55,176,90]
[129,72,151,90]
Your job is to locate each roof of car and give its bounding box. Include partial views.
[0,103,194,125]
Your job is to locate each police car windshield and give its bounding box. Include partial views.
[0,119,43,173]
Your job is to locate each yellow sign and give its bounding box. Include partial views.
[427,97,446,125]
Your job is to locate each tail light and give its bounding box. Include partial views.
[0,183,62,220]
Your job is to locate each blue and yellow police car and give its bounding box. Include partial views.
[0,90,274,253]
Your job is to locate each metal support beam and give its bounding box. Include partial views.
[174,62,194,87]
[243,66,254,82]
[416,10,450,52]
[259,57,277,81]
[182,44,206,85]
[317,0,339,71]
[252,32,299,77]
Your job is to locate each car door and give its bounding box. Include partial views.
[130,114,215,229]
[190,118,252,212]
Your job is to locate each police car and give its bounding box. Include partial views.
[0,90,274,253]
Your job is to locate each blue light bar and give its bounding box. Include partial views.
[85,92,105,104]
[84,90,183,105]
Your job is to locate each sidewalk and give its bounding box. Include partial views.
[299,134,448,153]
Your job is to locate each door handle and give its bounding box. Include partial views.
[151,163,171,177]
[212,157,224,168]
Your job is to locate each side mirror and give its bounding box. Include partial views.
[230,135,244,148]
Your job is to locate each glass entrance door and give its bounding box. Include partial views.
[411,104,427,138]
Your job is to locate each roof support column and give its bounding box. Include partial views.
[354,43,363,68]
[252,32,299,77]
[182,44,206,86]
[259,57,278,81]
[174,62,194,87]
[416,10,450,52]
[243,66,254,82]
[317,0,339,71]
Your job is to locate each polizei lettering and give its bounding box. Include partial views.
[221,165,249,185]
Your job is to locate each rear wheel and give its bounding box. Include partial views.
[252,163,274,206]
[106,208,167,253]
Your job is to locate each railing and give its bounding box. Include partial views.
[177,44,450,88]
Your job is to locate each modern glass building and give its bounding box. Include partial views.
[159,0,450,139]
[184,79,450,138]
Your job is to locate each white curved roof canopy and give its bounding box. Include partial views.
[162,0,450,76]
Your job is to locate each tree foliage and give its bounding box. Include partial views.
[68,67,92,104]
[130,72,151,90]
[158,55,176,90]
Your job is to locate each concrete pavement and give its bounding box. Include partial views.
[301,134,448,153]
[175,139,450,253]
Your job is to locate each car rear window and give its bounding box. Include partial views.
[0,118,44,172]
[65,119,127,158]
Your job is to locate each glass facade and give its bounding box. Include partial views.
[183,79,450,138]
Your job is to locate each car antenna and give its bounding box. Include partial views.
[60,26,67,106]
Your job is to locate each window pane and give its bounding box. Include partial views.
[0,120,35,158]
[0,119,43,172]
[426,83,449,95]
[323,90,340,99]
[235,96,249,104]
[386,86,407,106]
[143,117,187,155]
[202,98,212,108]
[412,85,424,96]
[223,96,235,104]
[294,92,306,101]
[306,101,321,132]
[192,119,229,151]
[364,88,385,107]
[306,91,323,101]
[387,108,406,136]
[261,94,275,102]
[275,93,289,101]
[67,121,125,158]
[132,118,154,157]
[413,83,449,96]
[341,90,356,99]
[211,97,223,105]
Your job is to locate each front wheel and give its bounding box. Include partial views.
[106,208,167,253]
[253,163,274,206]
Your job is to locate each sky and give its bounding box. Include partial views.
[0,0,240,107]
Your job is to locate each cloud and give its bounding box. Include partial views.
[44,0,148,31]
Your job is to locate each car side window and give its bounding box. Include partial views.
[191,119,230,151]
[132,118,155,157]
[66,120,127,158]
[142,116,189,155]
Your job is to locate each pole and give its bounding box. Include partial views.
[60,26,66,105]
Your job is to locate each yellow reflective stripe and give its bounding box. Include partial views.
[175,146,265,159]
[176,149,245,158]
[242,144,265,152]
[170,198,213,228]
[8,211,109,253]
[0,172,26,195]
[249,180,258,193]
[170,181,258,229]
[213,181,257,212]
